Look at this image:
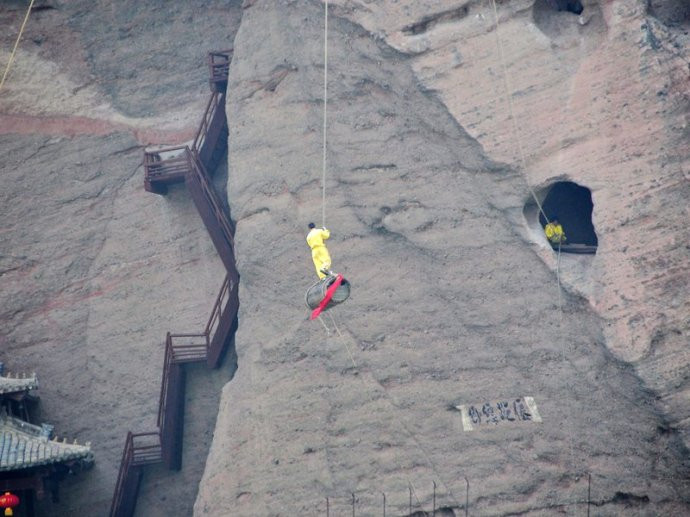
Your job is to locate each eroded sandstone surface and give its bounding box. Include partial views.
[1,0,688,515]
[196,0,689,515]
[1,1,242,515]
[326,0,690,458]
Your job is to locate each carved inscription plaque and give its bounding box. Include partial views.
[456,396,542,431]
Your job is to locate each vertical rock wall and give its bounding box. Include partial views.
[326,0,690,456]
[0,1,242,515]
[328,0,690,447]
[196,1,689,515]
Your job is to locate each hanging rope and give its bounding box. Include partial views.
[326,313,357,369]
[487,0,565,305]
[488,0,578,476]
[0,0,36,94]
[325,312,464,511]
[556,240,563,314]
[487,0,549,225]
[321,0,329,228]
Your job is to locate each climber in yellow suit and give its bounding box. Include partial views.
[306,222,332,279]
[544,218,566,245]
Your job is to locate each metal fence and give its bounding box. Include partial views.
[320,473,690,516]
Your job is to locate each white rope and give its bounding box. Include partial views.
[321,0,329,228]
[327,312,463,510]
[317,314,331,335]
[327,312,356,368]
[0,0,36,93]
[488,0,578,478]
[488,0,549,225]
[556,240,563,315]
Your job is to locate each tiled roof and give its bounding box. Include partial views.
[0,412,93,471]
[0,373,39,396]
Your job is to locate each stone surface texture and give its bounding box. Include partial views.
[195,0,689,516]
[324,0,690,453]
[0,0,688,516]
[1,1,242,516]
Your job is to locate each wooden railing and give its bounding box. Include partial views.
[206,273,239,369]
[144,51,230,195]
[188,153,236,267]
[143,145,192,194]
[110,432,162,517]
[208,50,233,92]
[157,333,207,427]
[205,275,230,342]
[193,91,225,157]
[113,49,239,516]
[143,88,227,194]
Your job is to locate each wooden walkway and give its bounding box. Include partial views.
[109,432,162,517]
[144,50,232,195]
[110,50,238,517]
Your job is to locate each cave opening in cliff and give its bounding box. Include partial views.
[649,0,690,27]
[534,0,584,16]
[537,181,598,250]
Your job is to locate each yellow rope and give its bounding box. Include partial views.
[0,0,36,93]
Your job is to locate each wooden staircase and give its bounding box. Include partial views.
[109,432,162,517]
[194,91,229,174]
[110,50,238,517]
[187,152,237,278]
[144,49,230,195]
[208,50,232,93]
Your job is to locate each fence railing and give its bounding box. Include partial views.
[193,91,225,158]
[208,49,232,92]
[321,474,690,517]
[157,334,207,428]
[113,48,239,516]
[205,274,230,339]
[143,146,193,194]
[109,432,162,517]
[189,153,235,251]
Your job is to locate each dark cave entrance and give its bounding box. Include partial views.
[649,0,690,27]
[534,0,584,16]
[537,181,598,250]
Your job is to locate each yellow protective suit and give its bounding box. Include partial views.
[544,222,566,244]
[306,227,332,279]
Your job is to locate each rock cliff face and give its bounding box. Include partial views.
[326,0,690,455]
[1,0,688,515]
[1,1,242,516]
[195,0,689,515]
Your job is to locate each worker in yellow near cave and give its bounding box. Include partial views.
[544,217,566,245]
[306,222,333,279]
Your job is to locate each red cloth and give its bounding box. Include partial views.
[310,274,343,320]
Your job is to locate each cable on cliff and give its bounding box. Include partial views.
[0,0,36,93]
[321,0,329,228]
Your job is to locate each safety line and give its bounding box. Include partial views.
[488,0,578,479]
[321,0,329,228]
[323,313,429,512]
[327,312,464,511]
[0,0,36,93]
[556,240,563,315]
[327,312,356,369]
[487,0,548,225]
[317,314,331,335]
